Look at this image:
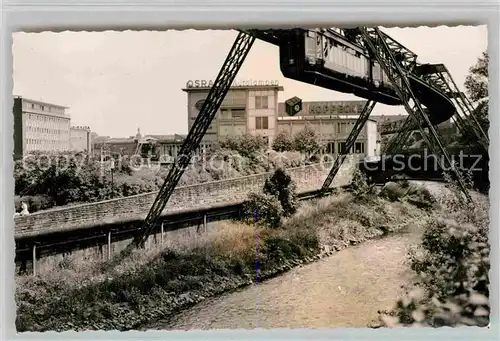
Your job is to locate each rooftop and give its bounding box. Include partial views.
[14,95,69,109]
[139,134,186,143]
[93,134,186,145]
[182,84,284,92]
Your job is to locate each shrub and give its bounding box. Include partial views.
[405,186,438,211]
[14,153,109,205]
[349,169,375,201]
[263,168,298,217]
[243,193,283,229]
[219,134,267,158]
[272,131,294,152]
[378,188,490,328]
[15,195,55,213]
[267,150,305,168]
[379,182,407,202]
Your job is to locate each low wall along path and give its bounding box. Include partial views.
[14,157,357,236]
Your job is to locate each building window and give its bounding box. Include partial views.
[327,142,335,154]
[220,108,231,119]
[231,108,245,119]
[339,142,352,154]
[31,104,34,109]
[41,105,45,111]
[355,142,365,154]
[255,116,269,130]
[255,96,268,109]
[337,122,352,134]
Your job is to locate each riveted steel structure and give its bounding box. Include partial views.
[132,27,484,248]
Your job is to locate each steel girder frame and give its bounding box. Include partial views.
[385,65,489,156]
[360,27,472,202]
[321,100,376,191]
[131,32,256,248]
[427,69,488,151]
[383,116,415,154]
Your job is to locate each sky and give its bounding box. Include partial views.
[12,25,487,138]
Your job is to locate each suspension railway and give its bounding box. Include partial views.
[116,27,488,248]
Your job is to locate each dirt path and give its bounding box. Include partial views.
[149,223,423,330]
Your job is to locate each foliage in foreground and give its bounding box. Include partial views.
[350,169,436,212]
[378,179,490,328]
[243,168,299,228]
[16,184,433,332]
[263,168,299,217]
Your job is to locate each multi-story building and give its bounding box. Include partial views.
[183,84,381,158]
[70,126,92,153]
[277,100,379,157]
[183,83,284,149]
[13,96,71,159]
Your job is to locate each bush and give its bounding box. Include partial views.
[379,182,407,202]
[378,187,490,328]
[272,131,294,152]
[263,168,298,217]
[350,169,375,201]
[405,186,438,211]
[243,193,283,229]
[219,134,267,158]
[14,195,55,213]
[267,150,306,168]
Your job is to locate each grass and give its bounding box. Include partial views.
[16,184,436,332]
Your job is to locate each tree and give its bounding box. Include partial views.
[462,51,489,144]
[263,168,298,217]
[272,131,294,152]
[293,124,321,157]
[14,152,110,206]
[465,51,488,103]
[219,133,267,158]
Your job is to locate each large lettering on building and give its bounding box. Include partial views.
[307,101,367,115]
[186,79,280,88]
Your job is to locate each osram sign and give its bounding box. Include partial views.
[186,79,279,88]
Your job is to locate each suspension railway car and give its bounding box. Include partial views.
[275,28,403,106]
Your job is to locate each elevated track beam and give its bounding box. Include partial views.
[417,63,489,150]
[360,27,472,202]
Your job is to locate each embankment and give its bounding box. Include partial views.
[16,184,435,332]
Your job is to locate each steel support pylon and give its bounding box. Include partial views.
[321,100,376,191]
[131,32,256,248]
[360,27,472,202]
[385,63,489,155]
[426,68,488,151]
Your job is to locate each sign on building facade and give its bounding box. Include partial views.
[278,100,368,117]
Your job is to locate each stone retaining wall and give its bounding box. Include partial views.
[14,157,357,236]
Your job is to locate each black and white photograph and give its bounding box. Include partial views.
[12,25,490,331]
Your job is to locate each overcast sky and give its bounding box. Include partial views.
[13,25,487,138]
